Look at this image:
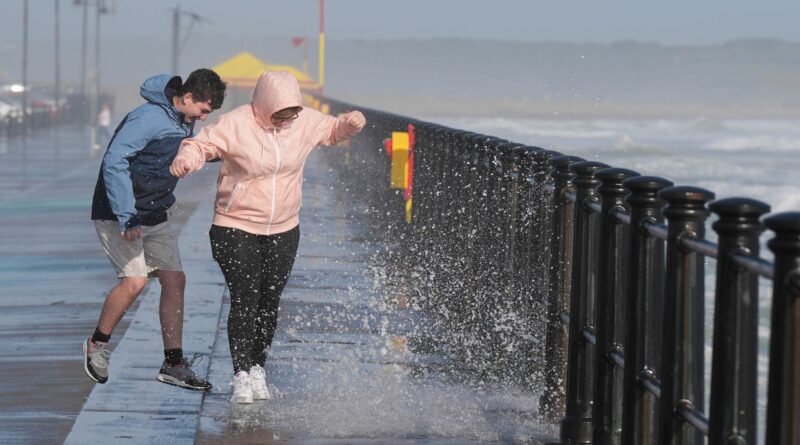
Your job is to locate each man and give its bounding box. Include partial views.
[84,68,226,391]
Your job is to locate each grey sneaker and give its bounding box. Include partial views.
[156,355,212,391]
[83,338,110,384]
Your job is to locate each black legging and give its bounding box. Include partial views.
[210,224,300,373]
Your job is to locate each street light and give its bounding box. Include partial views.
[21,0,28,132]
[73,0,112,127]
[171,6,208,76]
[55,0,60,123]
[73,0,112,153]
[72,0,87,122]
[319,0,325,93]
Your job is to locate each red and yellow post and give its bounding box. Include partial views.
[318,0,325,94]
[386,124,416,224]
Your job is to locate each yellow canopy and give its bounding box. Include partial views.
[213,51,316,89]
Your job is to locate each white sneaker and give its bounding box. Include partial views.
[249,365,271,400]
[230,371,253,404]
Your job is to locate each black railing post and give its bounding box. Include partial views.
[514,146,539,295]
[764,212,800,445]
[526,149,560,389]
[473,137,508,373]
[531,149,562,302]
[621,176,673,445]
[594,168,640,445]
[561,161,610,444]
[707,198,770,445]
[499,144,524,297]
[513,146,542,381]
[444,130,477,332]
[497,144,527,378]
[413,124,439,239]
[462,132,483,286]
[658,186,715,445]
[540,154,583,422]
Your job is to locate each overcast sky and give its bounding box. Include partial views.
[4,0,800,90]
[2,0,800,46]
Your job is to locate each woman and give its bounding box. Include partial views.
[170,71,366,404]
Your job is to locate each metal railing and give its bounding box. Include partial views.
[320,96,800,445]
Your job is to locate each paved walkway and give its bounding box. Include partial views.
[1,128,557,444]
[0,127,215,444]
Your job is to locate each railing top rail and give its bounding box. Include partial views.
[639,370,662,399]
[611,208,631,225]
[677,402,710,436]
[732,252,775,279]
[679,237,719,259]
[643,220,668,240]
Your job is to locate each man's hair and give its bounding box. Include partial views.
[181,68,227,110]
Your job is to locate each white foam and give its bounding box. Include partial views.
[431,116,800,212]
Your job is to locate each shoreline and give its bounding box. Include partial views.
[331,94,800,120]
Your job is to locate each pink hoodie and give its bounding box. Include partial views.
[174,71,360,235]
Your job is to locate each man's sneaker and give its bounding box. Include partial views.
[249,365,271,400]
[83,338,110,384]
[230,371,253,404]
[156,356,212,391]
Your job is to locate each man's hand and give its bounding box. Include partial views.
[342,111,366,133]
[120,226,142,241]
[170,157,194,178]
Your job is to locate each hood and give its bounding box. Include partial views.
[140,74,183,122]
[251,71,303,129]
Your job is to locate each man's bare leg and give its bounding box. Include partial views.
[154,270,185,350]
[97,276,149,335]
[85,273,148,383]
[153,269,211,390]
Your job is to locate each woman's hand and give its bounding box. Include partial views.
[342,111,366,133]
[170,157,194,178]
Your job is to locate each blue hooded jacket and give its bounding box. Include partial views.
[91,74,194,231]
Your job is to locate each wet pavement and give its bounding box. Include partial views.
[0,128,128,444]
[1,128,557,444]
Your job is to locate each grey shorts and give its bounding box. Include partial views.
[94,220,183,278]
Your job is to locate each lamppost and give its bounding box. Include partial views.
[73,0,111,153]
[55,0,61,124]
[72,0,88,123]
[21,0,28,132]
[318,0,325,93]
[94,0,107,109]
[171,6,208,76]
[73,0,111,127]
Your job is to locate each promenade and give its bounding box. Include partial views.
[0,128,555,444]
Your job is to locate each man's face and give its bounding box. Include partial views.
[174,93,213,123]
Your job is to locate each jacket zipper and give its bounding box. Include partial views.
[224,183,242,213]
[266,129,283,234]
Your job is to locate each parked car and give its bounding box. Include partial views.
[0,97,23,122]
[0,95,31,115]
[28,91,67,116]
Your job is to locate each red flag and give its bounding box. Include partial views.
[291,37,306,47]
